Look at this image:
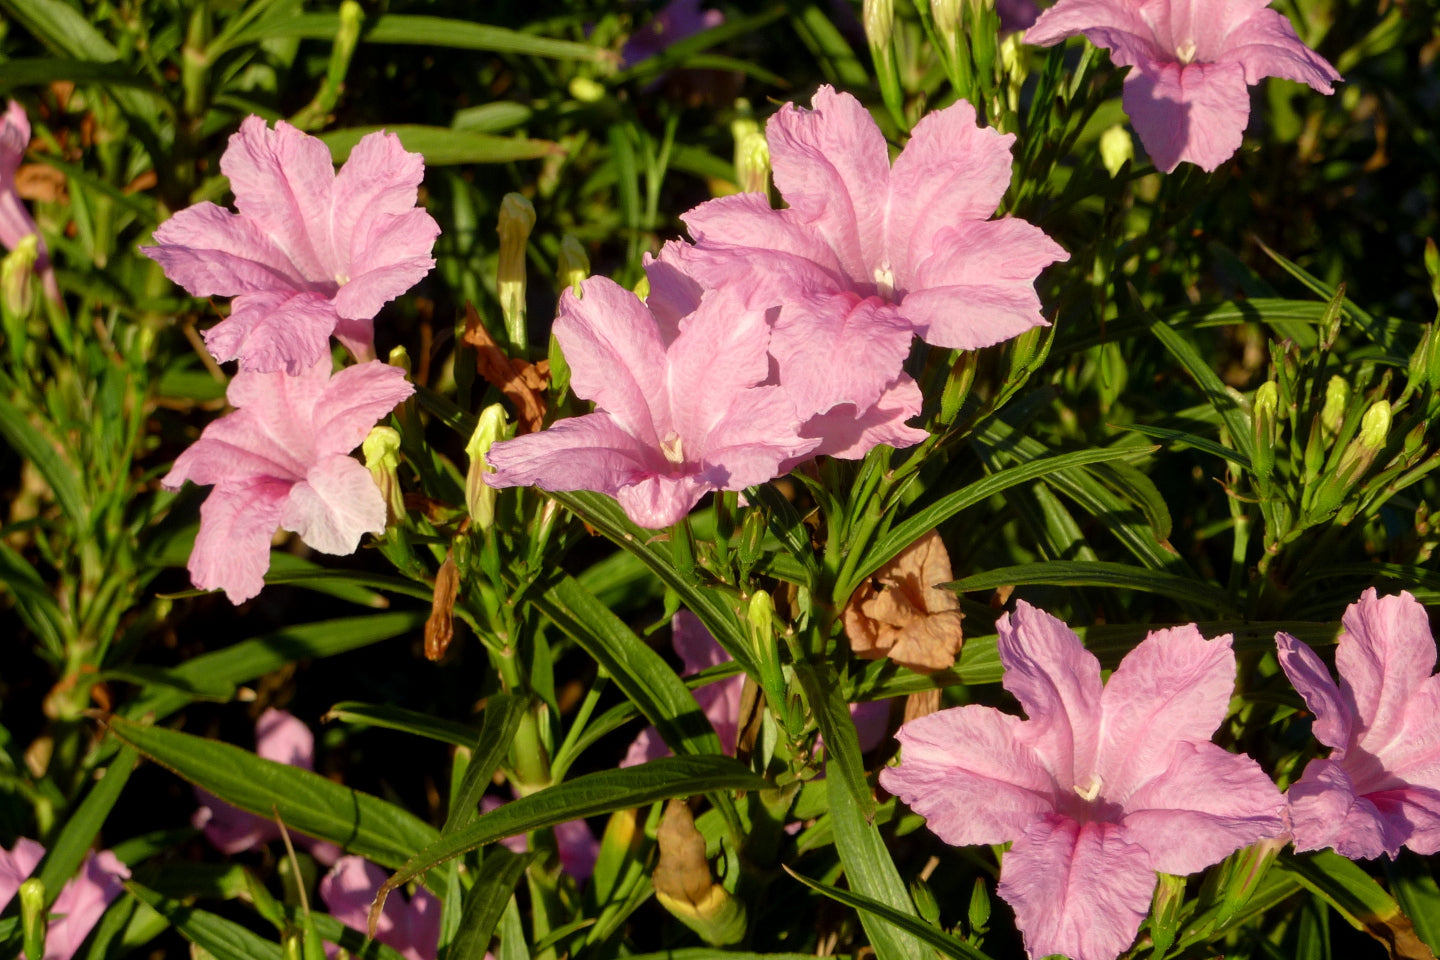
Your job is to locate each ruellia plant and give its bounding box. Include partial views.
[1,1,1439,960]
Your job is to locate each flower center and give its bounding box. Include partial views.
[335,272,350,286]
[874,263,896,301]
[661,431,686,467]
[1175,40,1197,64]
[1073,772,1103,802]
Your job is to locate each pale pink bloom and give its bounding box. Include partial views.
[623,611,889,766]
[881,601,1284,960]
[163,358,413,603]
[0,839,130,960]
[674,86,1067,351]
[142,116,438,373]
[1276,589,1440,860]
[479,793,600,882]
[320,857,439,960]
[1,101,60,303]
[1024,0,1340,172]
[483,277,815,529]
[193,709,341,864]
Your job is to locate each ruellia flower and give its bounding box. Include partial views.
[483,276,815,529]
[164,358,414,604]
[1024,0,1341,173]
[674,86,1068,351]
[0,839,129,960]
[482,792,602,883]
[1,100,59,302]
[142,116,439,373]
[881,601,1285,960]
[193,709,341,863]
[1276,589,1440,860]
[320,857,439,960]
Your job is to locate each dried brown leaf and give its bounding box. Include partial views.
[462,303,549,433]
[424,552,459,661]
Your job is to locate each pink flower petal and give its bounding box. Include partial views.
[1023,0,1154,50]
[642,241,704,340]
[193,791,277,853]
[187,477,290,603]
[0,838,45,912]
[555,818,601,883]
[770,294,914,418]
[281,455,387,556]
[337,208,440,321]
[1123,59,1251,173]
[672,610,728,674]
[1219,6,1340,90]
[329,130,428,268]
[665,290,775,446]
[1286,758,1397,859]
[793,376,927,463]
[1275,631,1352,751]
[313,360,417,458]
[202,289,339,375]
[1336,589,1438,759]
[320,856,438,960]
[1119,741,1285,875]
[880,706,1057,846]
[999,816,1155,960]
[42,851,129,960]
[144,203,310,295]
[484,413,662,495]
[1370,786,1440,857]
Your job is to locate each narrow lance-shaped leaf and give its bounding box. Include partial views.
[443,694,528,833]
[446,849,537,960]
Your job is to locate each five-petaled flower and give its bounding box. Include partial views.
[1277,589,1440,860]
[1025,0,1341,173]
[881,600,1285,960]
[674,86,1068,351]
[483,276,815,529]
[163,358,414,604]
[142,116,439,374]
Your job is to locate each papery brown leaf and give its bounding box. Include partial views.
[16,164,66,202]
[842,530,963,674]
[424,552,459,661]
[462,303,549,433]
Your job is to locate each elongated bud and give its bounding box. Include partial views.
[732,121,770,197]
[556,234,589,295]
[1209,837,1286,928]
[1333,400,1391,486]
[19,877,46,960]
[747,589,774,659]
[1099,125,1134,178]
[967,878,991,935]
[387,344,412,377]
[2,234,39,319]
[931,0,961,39]
[653,800,747,945]
[363,426,405,526]
[497,193,536,352]
[1425,237,1440,307]
[863,0,894,49]
[465,404,508,529]
[1148,873,1187,959]
[1320,375,1349,438]
[1252,381,1278,481]
[864,0,906,130]
[425,552,460,661]
[1409,323,1440,392]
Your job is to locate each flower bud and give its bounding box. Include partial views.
[556,234,589,296]
[568,77,606,103]
[1425,237,1440,307]
[1320,375,1349,438]
[1409,323,1440,392]
[863,0,894,49]
[2,233,40,319]
[931,0,961,39]
[1333,400,1391,486]
[732,123,770,197]
[387,344,412,377]
[653,800,746,945]
[363,425,405,526]
[1252,380,1278,480]
[632,273,651,301]
[497,192,536,351]
[465,404,509,530]
[19,877,46,960]
[1099,124,1134,178]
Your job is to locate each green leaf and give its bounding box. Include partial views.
[785,869,992,960]
[1280,850,1437,959]
[319,126,561,166]
[374,757,768,911]
[107,717,438,869]
[534,576,724,758]
[121,611,427,721]
[0,542,67,656]
[36,747,137,907]
[0,395,85,525]
[324,702,477,748]
[0,58,152,91]
[233,13,614,63]
[446,848,536,960]
[124,882,282,960]
[948,560,1235,615]
[1116,423,1252,470]
[619,953,818,960]
[746,484,819,589]
[1386,854,1440,956]
[443,694,528,833]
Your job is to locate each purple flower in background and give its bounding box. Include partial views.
[997,0,1040,32]
[163,358,412,603]
[320,857,439,960]
[1277,589,1440,860]
[0,839,129,960]
[142,116,438,373]
[622,0,725,67]
[480,793,601,883]
[1024,0,1340,172]
[675,86,1068,351]
[193,709,341,863]
[1,101,60,303]
[881,601,1285,960]
[483,277,815,529]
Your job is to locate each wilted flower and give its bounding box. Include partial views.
[675,86,1067,351]
[1276,589,1440,860]
[1024,0,1341,173]
[0,839,129,960]
[882,601,1285,960]
[142,116,439,373]
[843,529,964,673]
[164,359,413,603]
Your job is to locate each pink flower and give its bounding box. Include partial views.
[480,793,601,883]
[483,277,815,529]
[163,358,413,603]
[193,709,341,864]
[320,857,439,960]
[142,116,439,373]
[1,101,60,303]
[674,86,1067,351]
[0,839,130,960]
[622,0,725,67]
[1276,589,1440,860]
[623,611,889,765]
[880,601,1285,960]
[1024,0,1341,173]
